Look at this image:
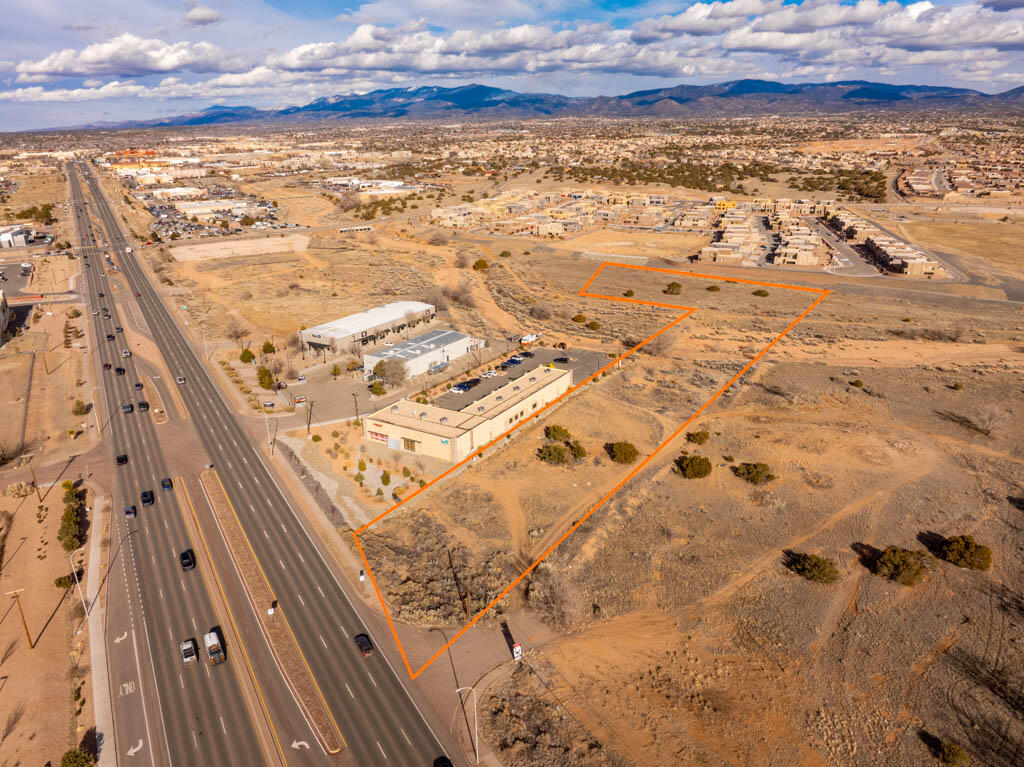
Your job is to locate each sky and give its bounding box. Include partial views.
[0,0,1022,131]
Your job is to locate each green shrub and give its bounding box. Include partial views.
[370,381,385,396]
[376,488,383,496]
[331,430,340,438]
[346,360,361,371]
[569,440,587,460]
[498,250,511,258]
[850,379,864,388]
[381,471,391,486]
[675,454,712,479]
[61,749,95,767]
[310,434,322,442]
[354,472,364,484]
[71,399,89,416]
[938,741,969,765]
[873,546,927,586]
[402,466,411,477]
[664,281,682,295]
[605,441,639,464]
[239,348,254,363]
[472,258,489,270]
[586,320,601,331]
[722,454,735,462]
[706,285,721,292]
[544,425,571,441]
[261,340,275,354]
[732,462,775,484]
[571,313,586,323]
[940,535,992,571]
[358,460,366,471]
[537,443,569,465]
[752,289,769,297]
[54,574,74,589]
[786,552,839,583]
[256,366,273,389]
[624,289,635,297]
[686,429,710,445]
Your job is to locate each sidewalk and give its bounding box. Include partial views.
[84,484,116,767]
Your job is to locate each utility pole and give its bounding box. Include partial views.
[70,545,88,633]
[5,590,33,649]
[351,392,359,421]
[29,466,42,502]
[305,400,314,436]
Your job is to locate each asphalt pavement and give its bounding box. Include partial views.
[75,163,460,766]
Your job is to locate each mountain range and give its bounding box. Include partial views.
[81,79,1024,129]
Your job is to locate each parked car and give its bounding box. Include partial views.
[450,384,467,394]
[506,358,522,366]
[520,351,535,358]
[480,370,497,378]
[354,633,373,657]
[554,357,570,363]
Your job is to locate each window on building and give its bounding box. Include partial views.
[402,438,418,452]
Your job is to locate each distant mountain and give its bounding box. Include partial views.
[70,79,1023,130]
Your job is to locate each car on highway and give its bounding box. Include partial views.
[134,381,143,390]
[115,326,122,333]
[354,633,374,657]
[115,367,125,375]
[102,362,111,370]
[180,639,198,664]
[116,454,128,466]
[92,310,99,315]
[138,401,149,412]
[161,478,173,491]
[180,549,196,571]
[106,333,114,341]
[140,490,154,506]
[134,291,141,297]
[175,376,186,385]
[124,505,137,519]
[98,291,104,297]
[121,349,131,358]
[121,403,133,414]
[434,758,454,767]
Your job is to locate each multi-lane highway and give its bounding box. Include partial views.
[70,167,269,765]
[73,162,456,765]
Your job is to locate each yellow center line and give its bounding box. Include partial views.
[177,477,288,767]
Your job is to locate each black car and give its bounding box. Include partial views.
[161,478,173,490]
[554,357,570,363]
[141,490,154,505]
[115,326,123,333]
[464,378,481,389]
[106,333,114,341]
[115,367,125,375]
[354,633,373,657]
[179,549,196,571]
[434,758,454,767]
[138,401,149,412]
[116,454,128,466]
[98,291,104,297]
[520,350,535,358]
[134,381,143,390]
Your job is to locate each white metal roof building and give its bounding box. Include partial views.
[363,329,477,381]
[299,301,435,353]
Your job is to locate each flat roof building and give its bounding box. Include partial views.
[363,366,572,463]
[0,225,31,248]
[299,301,435,353]
[363,329,478,381]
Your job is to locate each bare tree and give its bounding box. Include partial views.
[284,366,298,380]
[376,358,408,387]
[428,232,447,246]
[455,250,471,268]
[1,702,25,744]
[226,322,249,349]
[267,358,284,377]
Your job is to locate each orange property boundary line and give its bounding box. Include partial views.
[354,262,830,680]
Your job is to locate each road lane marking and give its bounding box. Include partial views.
[220,716,226,735]
[278,558,286,570]
[191,616,197,632]
[345,684,354,698]
[400,728,411,746]
[262,529,269,539]
[377,741,388,759]
[280,524,287,534]
[191,731,198,749]
[179,674,184,689]
[319,634,326,648]
[369,672,377,688]
[316,585,325,599]
[297,552,304,563]
[297,593,305,606]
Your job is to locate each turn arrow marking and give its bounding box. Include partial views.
[127,740,144,756]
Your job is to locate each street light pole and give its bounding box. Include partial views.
[70,545,88,633]
[5,590,33,649]
[455,686,479,765]
[351,392,359,421]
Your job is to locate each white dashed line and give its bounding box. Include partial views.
[369,672,377,687]
[263,529,269,539]
[298,593,305,606]
[319,633,326,648]
[400,728,411,746]
[179,674,184,689]
[280,524,287,534]
[220,716,227,735]
[377,742,387,759]
[345,683,354,698]
[279,558,286,570]
[316,585,325,599]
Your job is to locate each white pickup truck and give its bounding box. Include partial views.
[204,631,225,665]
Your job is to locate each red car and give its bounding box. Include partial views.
[134,291,141,297]
[102,362,111,370]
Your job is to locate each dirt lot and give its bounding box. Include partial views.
[169,234,310,261]
[346,249,1024,767]
[0,483,96,765]
[557,229,710,259]
[237,178,345,228]
[1,166,65,224]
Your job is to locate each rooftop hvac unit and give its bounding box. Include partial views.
[513,386,520,392]
[419,411,428,419]
[477,406,485,413]
[391,405,399,412]
[440,416,448,424]
[496,395,503,402]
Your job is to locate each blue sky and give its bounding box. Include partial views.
[0,0,1022,131]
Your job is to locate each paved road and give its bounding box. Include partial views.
[70,167,270,766]
[76,165,459,765]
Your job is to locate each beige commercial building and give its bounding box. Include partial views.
[363,366,572,462]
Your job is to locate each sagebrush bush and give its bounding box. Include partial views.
[786,552,839,583]
[732,462,775,484]
[686,429,710,445]
[537,443,569,465]
[675,454,712,479]
[605,441,638,464]
[940,535,991,571]
[873,546,927,586]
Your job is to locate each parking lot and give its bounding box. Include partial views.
[0,259,36,294]
[433,346,607,411]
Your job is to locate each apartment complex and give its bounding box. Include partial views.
[825,209,946,278]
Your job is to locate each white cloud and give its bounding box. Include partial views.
[184,4,222,27]
[15,33,246,77]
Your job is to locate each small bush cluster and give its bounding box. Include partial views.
[605,441,639,464]
[938,741,969,766]
[939,535,991,571]
[786,552,839,583]
[58,480,84,552]
[732,462,775,484]
[239,348,254,364]
[752,289,770,297]
[686,429,710,445]
[674,454,712,479]
[538,425,586,465]
[873,546,927,586]
[664,281,682,295]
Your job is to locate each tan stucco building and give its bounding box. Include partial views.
[363,367,572,463]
